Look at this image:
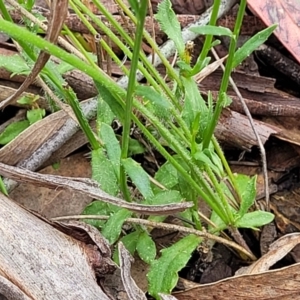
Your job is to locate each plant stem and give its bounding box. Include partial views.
[120,0,148,200]
[202,0,247,148]
[198,0,221,64]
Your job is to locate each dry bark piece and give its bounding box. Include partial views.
[0,108,69,166]
[215,109,278,150]
[256,44,300,86]
[0,193,112,299]
[243,233,300,275]
[174,261,300,299]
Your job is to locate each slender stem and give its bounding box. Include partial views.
[202,0,247,148]
[212,136,241,206]
[63,87,100,150]
[115,0,182,87]
[120,0,148,199]
[198,0,221,63]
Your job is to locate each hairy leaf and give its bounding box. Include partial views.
[136,231,156,263]
[190,25,233,37]
[181,77,208,131]
[235,211,274,229]
[122,157,154,200]
[91,148,119,196]
[155,0,184,57]
[148,234,201,298]
[102,208,132,244]
[153,162,178,194]
[135,85,171,120]
[0,54,29,74]
[233,24,277,68]
[100,123,121,180]
[94,80,125,122]
[147,190,183,222]
[235,174,257,217]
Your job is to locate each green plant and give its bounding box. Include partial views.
[0,0,276,298]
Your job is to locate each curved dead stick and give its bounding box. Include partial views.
[0,162,193,215]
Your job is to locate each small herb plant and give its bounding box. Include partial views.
[0,0,276,298]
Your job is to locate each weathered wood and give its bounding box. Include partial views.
[0,193,111,299]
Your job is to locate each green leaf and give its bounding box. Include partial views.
[235,211,274,229]
[181,77,208,131]
[128,138,145,156]
[0,176,8,196]
[190,25,233,37]
[147,190,183,222]
[113,231,140,264]
[135,85,171,120]
[148,234,201,298]
[94,80,125,123]
[209,210,227,233]
[155,0,184,57]
[147,190,183,205]
[27,108,45,125]
[99,123,121,180]
[102,208,132,244]
[194,149,222,177]
[97,97,115,125]
[233,24,277,68]
[17,94,39,105]
[235,174,257,217]
[122,157,154,200]
[0,54,29,75]
[136,231,156,263]
[0,120,29,145]
[153,162,178,194]
[188,56,210,78]
[128,0,140,15]
[91,148,119,196]
[82,201,120,228]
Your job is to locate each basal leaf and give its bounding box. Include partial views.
[102,208,132,244]
[181,77,208,131]
[97,98,115,124]
[0,120,29,145]
[94,80,125,123]
[136,231,156,263]
[155,0,184,57]
[0,54,29,74]
[190,25,233,37]
[148,234,201,298]
[91,148,119,196]
[99,123,121,180]
[235,174,257,217]
[122,157,154,200]
[235,211,274,229]
[153,162,178,194]
[233,24,277,68]
[82,200,120,228]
